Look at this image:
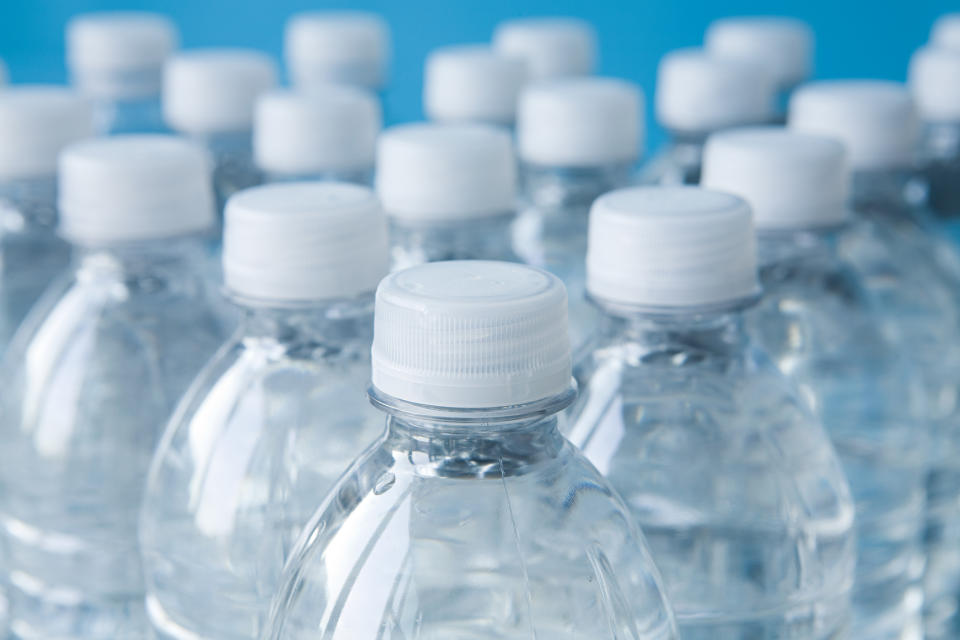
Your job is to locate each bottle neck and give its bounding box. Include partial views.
[519,162,634,211]
[371,390,575,477]
[662,133,707,184]
[0,175,59,231]
[850,167,920,218]
[236,295,374,349]
[755,227,838,269]
[920,120,960,161]
[196,130,254,159]
[74,236,209,292]
[262,167,374,187]
[388,213,516,265]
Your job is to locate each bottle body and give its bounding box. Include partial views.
[140,301,382,640]
[512,163,632,346]
[919,122,960,243]
[750,231,928,639]
[636,137,704,186]
[567,310,856,639]
[265,396,679,639]
[389,213,520,272]
[0,177,71,358]
[0,240,228,639]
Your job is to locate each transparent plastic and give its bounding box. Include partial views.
[511,163,632,345]
[636,135,704,186]
[264,389,680,640]
[200,131,263,217]
[750,228,928,640]
[0,238,229,639]
[838,170,960,640]
[566,305,856,639]
[389,212,520,272]
[261,168,373,188]
[91,93,165,135]
[139,296,383,639]
[919,122,960,243]
[0,177,71,358]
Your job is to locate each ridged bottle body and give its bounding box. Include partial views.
[265,400,679,640]
[139,301,382,639]
[0,240,228,639]
[750,231,928,640]
[567,311,856,639]
[0,177,71,358]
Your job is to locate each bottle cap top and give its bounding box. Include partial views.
[424,45,527,125]
[372,260,571,408]
[492,17,597,80]
[588,187,759,309]
[705,17,813,90]
[284,11,390,90]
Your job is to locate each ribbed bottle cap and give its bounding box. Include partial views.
[789,80,919,170]
[58,135,215,245]
[372,260,571,408]
[375,123,516,222]
[423,45,527,125]
[655,48,775,135]
[284,11,390,90]
[587,187,759,309]
[223,182,389,303]
[705,17,813,90]
[517,77,643,167]
[254,87,381,175]
[163,49,277,135]
[932,13,960,50]
[66,12,178,98]
[492,17,597,80]
[702,127,849,230]
[909,46,960,122]
[0,87,95,180]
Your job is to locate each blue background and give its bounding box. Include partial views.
[0,0,955,147]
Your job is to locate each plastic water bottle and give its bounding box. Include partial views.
[163,48,278,214]
[140,181,390,639]
[640,49,775,185]
[423,45,527,127]
[790,80,960,640]
[284,11,390,94]
[0,135,229,639]
[566,186,856,639]
[704,17,813,121]
[253,86,381,185]
[703,128,929,640]
[376,123,520,270]
[910,46,960,242]
[492,17,597,80]
[66,12,177,135]
[0,87,93,357]
[263,259,680,640]
[513,77,642,345]
[931,13,960,50]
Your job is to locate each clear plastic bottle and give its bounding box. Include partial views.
[492,17,597,81]
[375,123,520,270]
[253,86,381,186]
[513,78,642,345]
[66,12,177,135]
[640,49,775,185]
[163,48,278,215]
[704,17,813,122]
[703,128,929,640]
[423,45,527,127]
[264,259,680,640]
[566,186,856,639]
[0,135,229,639]
[139,181,390,639]
[0,87,93,357]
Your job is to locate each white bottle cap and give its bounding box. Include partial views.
[655,48,775,135]
[58,135,215,245]
[163,49,278,135]
[66,12,178,99]
[423,45,527,125]
[372,260,571,408]
[702,127,849,230]
[375,123,516,222]
[0,87,95,180]
[705,17,813,90]
[517,77,643,167]
[789,80,919,171]
[932,13,960,50]
[284,11,390,90]
[587,187,759,309]
[223,182,389,303]
[492,17,597,80]
[254,87,381,176]
[909,46,960,122]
